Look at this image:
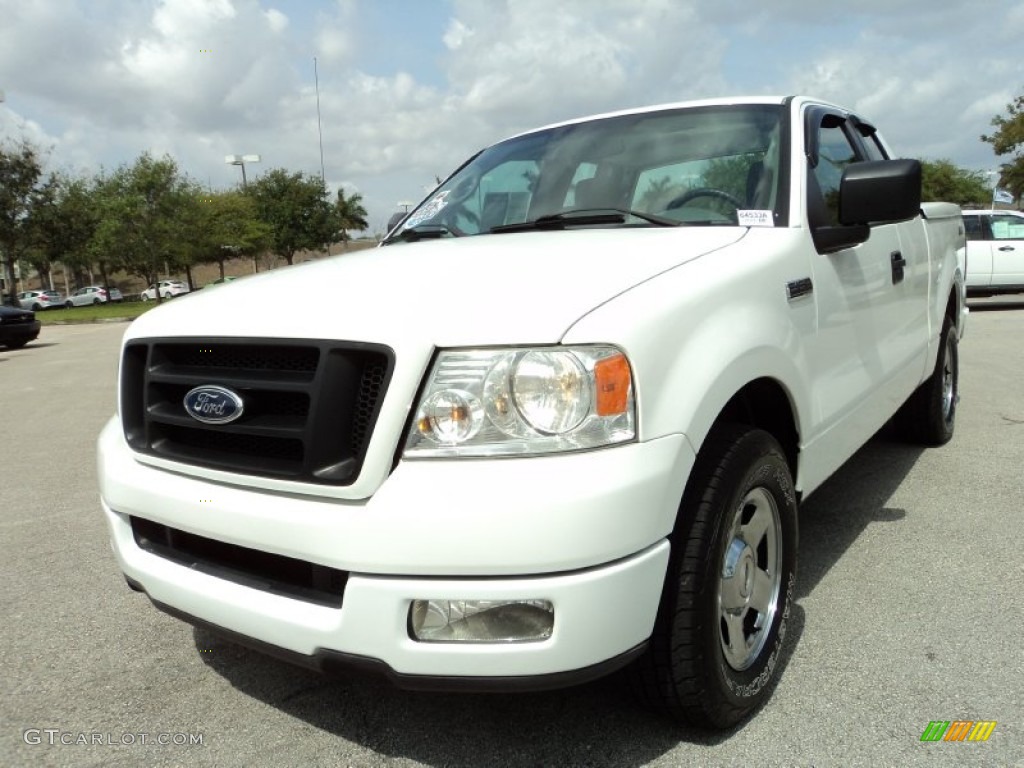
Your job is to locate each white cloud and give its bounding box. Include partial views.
[264,8,288,33]
[1,0,1022,232]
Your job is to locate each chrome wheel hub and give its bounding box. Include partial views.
[717,487,783,671]
[941,334,955,421]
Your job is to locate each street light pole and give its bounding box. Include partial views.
[225,154,260,189]
[226,154,261,271]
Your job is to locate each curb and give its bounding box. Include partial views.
[44,317,136,326]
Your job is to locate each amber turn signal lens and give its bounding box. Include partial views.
[594,353,631,416]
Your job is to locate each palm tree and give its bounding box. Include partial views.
[335,189,368,247]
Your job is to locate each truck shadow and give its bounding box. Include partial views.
[191,430,924,764]
[796,427,924,600]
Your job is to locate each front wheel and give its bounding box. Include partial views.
[629,425,798,728]
[141,294,149,302]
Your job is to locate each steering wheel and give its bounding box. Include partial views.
[664,188,743,212]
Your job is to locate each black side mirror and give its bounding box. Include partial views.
[813,159,922,253]
[840,159,921,226]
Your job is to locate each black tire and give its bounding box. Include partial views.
[31,303,42,311]
[92,298,101,305]
[65,301,73,309]
[629,424,798,728]
[141,294,149,302]
[4,339,29,349]
[895,315,958,445]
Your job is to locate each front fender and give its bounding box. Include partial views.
[563,230,813,473]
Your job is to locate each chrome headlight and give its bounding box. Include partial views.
[405,346,635,458]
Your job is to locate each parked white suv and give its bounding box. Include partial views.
[141,280,190,301]
[961,209,1024,295]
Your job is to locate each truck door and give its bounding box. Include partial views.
[804,109,928,449]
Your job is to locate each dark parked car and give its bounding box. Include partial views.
[0,305,41,349]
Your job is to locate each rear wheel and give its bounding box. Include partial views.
[895,314,958,445]
[629,424,797,728]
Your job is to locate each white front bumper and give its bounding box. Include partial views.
[98,417,692,679]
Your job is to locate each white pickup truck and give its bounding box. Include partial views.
[97,96,966,728]
[961,208,1024,295]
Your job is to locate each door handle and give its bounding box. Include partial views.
[890,251,906,284]
[998,245,1015,251]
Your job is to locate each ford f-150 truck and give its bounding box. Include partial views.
[97,95,966,728]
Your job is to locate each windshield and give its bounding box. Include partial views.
[389,104,785,241]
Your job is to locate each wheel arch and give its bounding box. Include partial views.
[650,347,808,493]
[711,378,800,478]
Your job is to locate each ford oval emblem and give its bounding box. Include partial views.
[183,385,245,425]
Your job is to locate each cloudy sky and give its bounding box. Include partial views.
[2,0,1022,233]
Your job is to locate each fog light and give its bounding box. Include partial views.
[409,599,554,643]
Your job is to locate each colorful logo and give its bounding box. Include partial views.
[920,721,996,742]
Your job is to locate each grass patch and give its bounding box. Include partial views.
[36,301,155,325]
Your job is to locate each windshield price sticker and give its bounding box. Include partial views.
[404,191,450,229]
[738,210,774,227]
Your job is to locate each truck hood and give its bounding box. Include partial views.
[126,227,746,347]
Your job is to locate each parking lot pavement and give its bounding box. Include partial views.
[2,310,1022,767]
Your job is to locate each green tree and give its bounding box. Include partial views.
[194,190,271,279]
[91,153,193,302]
[247,169,340,265]
[0,139,46,305]
[335,188,368,245]
[981,90,1024,203]
[29,172,100,291]
[919,159,991,207]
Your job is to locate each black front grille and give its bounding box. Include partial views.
[121,337,393,485]
[131,517,347,607]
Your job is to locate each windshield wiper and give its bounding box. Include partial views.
[382,224,457,245]
[490,208,682,234]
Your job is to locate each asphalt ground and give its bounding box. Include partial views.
[2,301,1022,767]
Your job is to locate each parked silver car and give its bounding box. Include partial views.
[17,290,64,311]
[65,286,119,307]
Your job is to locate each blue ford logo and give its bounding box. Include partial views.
[183,385,244,425]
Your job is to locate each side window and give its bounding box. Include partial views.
[860,134,888,162]
[962,215,984,241]
[812,119,859,226]
[989,214,1024,240]
[632,160,703,212]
